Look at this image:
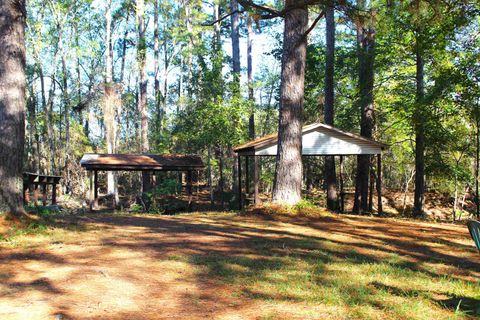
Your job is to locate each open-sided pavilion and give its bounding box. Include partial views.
[234,123,388,212]
[80,154,204,211]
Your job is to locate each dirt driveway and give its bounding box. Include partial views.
[0,213,479,320]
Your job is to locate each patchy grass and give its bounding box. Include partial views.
[0,212,478,319]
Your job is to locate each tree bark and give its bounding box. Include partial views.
[104,0,118,204]
[272,1,308,205]
[413,31,425,217]
[154,0,162,141]
[136,0,148,153]
[353,0,375,214]
[324,2,338,211]
[230,0,241,196]
[476,110,479,218]
[247,15,260,204]
[0,0,27,218]
[230,0,241,86]
[136,0,149,195]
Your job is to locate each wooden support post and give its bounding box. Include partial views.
[42,183,47,206]
[340,156,345,213]
[52,183,57,205]
[377,154,383,215]
[254,157,260,205]
[94,170,99,209]
[245,156,250,198]
[238,155,242,210]
[196,170,200,194]
[33,184,39,206]
[23,184,30,205]
[89,171,94,211]
[369,156,374,212]
[187,170,193,211]
[152,171,157,207]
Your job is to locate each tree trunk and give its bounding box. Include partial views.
[154,0,161,140]
[136,0,148,153]
[353,1,375,214]
[119,10,129,85]
[136,0,149,195]
[230,0,241,87]
[247,15,260,204]
[476,111,479,218]
[162,32,168,131]
[413,32,425,217]
[324,2,338,211]
[0,0,27,218]
[105,0,118,204]
[230,0,241,196]
[272,1,308,205]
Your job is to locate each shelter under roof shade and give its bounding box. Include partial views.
[234,123,388,156]
[80,154,204,171]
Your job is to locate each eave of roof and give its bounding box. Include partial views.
[234,123,388,153]
[80,154,205,171]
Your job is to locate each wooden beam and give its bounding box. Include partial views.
[238,155,243,210]
[33,184,39,206]
[89,171,94,211]
[94,170,99,209]
[187,170,193,212]
[42,183,47,206]
[245,156,250,198]
[369,156,374,212]
[152,171,157,207]
[23,184,30,205]
[52,183,57,205]
[340,156,345,213]
[254,156,260,204]
[377,154,383,215]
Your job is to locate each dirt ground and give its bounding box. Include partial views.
[0,212,479,320]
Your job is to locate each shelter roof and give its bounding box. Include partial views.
[80,154,204,171]
[234,123,388,156]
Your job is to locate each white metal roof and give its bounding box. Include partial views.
[234,123,387,156]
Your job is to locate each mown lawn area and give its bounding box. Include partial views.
[0,212,479,319]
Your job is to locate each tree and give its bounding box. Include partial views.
[352,0,376,214]
[324,1,338,211]
[0,0,27,218]
[104,0,119,204]
[136,0,149,193]
[271,2,309,205]
[238,0,329,205]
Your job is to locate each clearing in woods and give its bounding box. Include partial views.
[0,212,479,320]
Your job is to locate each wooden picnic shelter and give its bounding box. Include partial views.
[80,154,204,211]
[234,123,388,212]
[23,172,62,206]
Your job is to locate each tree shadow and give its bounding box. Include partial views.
[1,213,479,319]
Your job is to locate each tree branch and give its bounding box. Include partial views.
[304,10,326,38]
[238,0,283,18]
[202,10,245,26]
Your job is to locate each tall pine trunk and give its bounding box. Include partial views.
[247,15,260,204]
[153,0,161,140]
[137,0,148,153]
[413,32,425,217]
[0,0,27,218]
[104,0,118,204]
[230,0,240,195]
[324,2,338,211]
[272,1,308,205]
[136,0,149,195]
[353,1,375,214]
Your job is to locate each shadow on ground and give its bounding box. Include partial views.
[0,212,479,319]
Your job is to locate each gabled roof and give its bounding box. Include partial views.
[234,123,388,155]
[80,154,204,171]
